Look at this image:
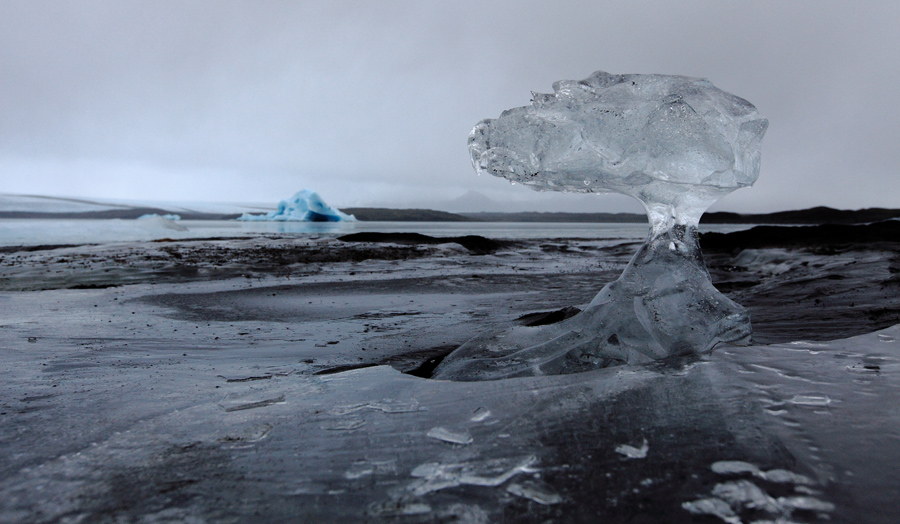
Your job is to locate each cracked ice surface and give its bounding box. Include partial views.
[435,73,767,380]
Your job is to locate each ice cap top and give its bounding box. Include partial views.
[468,71,768,206]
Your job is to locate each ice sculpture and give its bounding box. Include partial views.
[238,189,355,222]
[434,71,768,381]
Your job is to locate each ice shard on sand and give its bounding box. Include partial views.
[434,71,768,381]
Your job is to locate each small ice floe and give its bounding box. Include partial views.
[426,426,473,445]
[711,460,814,486]
[789,395,831,406]
[687,463,834,522]
[470,407,491,422]
[329,398,420,415]
[506,479,562,505]
[711,460,760,476]
[409,456,538,496]
[615,438,648,459]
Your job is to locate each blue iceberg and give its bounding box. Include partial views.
[237,189,355,222]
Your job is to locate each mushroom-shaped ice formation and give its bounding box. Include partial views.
[433,72,768,381]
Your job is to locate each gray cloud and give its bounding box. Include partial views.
[1,1,898,212]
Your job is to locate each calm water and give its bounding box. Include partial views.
[0,218,756,246]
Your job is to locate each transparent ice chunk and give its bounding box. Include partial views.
[434,72,767,381]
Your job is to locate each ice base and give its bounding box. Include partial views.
[434,223,750,381]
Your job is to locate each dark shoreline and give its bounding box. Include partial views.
[4,205,900,224]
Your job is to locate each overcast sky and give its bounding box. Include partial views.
[1,1,898,213]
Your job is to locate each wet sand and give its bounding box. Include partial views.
[1,229,899,522]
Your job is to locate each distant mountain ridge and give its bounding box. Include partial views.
[701,206,900,225]
[3,192,899,225]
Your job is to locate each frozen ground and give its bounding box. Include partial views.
[1,233,899,522]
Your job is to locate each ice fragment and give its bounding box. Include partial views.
[615,438,649,459]
[682,498,740,524]
[789,395,831,406]
[761,469,814,485]
[711,460,761,476]
[329,398,420,415]
[434,72,767,380]
[470,407,491,422]
[426,426,473,445]
[506,480,562,505]
[409,456,538,495]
